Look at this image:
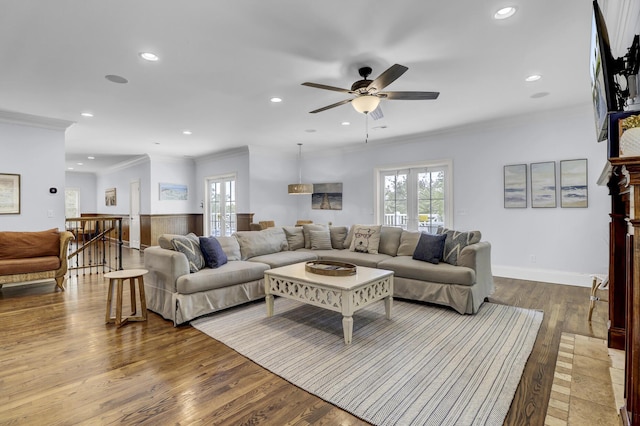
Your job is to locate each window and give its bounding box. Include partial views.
[65,188,80,218]
[377,161,451,232]
[205,174,236,236]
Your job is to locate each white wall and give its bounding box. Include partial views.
[65,171,97,214]
[0,120,69,231]
[96,156,151,215]
[294,103,609,286]
[149,155,198,214]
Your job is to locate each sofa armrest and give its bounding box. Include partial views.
[143,246,190,293]
[458,241,494,290]
[55,231,74,278]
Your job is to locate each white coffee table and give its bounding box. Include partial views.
[264,262,394,344]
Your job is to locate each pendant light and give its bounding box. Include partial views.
[288,143,313,195]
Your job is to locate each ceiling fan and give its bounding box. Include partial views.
[302,64,440,117]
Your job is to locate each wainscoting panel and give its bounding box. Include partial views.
[142,214,203,248]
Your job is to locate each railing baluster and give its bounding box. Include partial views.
[65,216,124,276]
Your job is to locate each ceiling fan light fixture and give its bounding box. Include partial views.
[352,95,380,114]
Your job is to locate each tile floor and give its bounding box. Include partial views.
[545,333,624,425]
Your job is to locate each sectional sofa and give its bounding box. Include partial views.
[143,225,493,325]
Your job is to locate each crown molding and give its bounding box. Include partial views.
[195,146,249,164]
[98,155,150,175]
[0,109,75,131]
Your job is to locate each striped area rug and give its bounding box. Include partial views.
[192,298,543,426]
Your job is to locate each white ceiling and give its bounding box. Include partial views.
[0,0,596,172]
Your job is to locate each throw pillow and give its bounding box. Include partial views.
[309,230,333,250]
[439,228,482,265]
[234,228,288,260]
[378,226,403,256]
[396,231,422,256]
[215,236,241,261]
[329,226,348,249]
[348,224,382,254]
[283,226,305,250]
[199,236,228,268]
[302,224,327,249]
[412,233,447,264]
[171,234,205,273]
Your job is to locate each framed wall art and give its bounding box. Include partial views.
[530,162,556,208]
[0,173,20,214]
[105,188,117,206]
[560,159,588,208]
[504,164,527,208]
[159,183,188,201]
[312,182,343,210]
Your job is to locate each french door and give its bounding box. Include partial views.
[205,174,236,236]
[378,162,450,232]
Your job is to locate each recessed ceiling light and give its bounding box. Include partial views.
[494,6,517,20]
[139,52,159,62]
[183,130,192,135]
[341,122,351,126]
[80,112,94,117]
[270,97,282,103]
[77,162,83,166]
[87,156,95,160]
[67,167,74,170]
[525,74,542,82]
[105,74,128,84]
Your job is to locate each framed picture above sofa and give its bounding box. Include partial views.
[504,164,527,208]
[0,173,20,214]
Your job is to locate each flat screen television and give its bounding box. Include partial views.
[590,0,622,142]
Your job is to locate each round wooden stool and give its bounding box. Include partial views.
[105,269,148,328]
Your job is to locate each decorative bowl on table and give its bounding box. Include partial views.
[305,261,357,276]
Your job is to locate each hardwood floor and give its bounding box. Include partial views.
[0,247,609,425]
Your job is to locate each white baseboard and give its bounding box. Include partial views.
[492,265,604,288]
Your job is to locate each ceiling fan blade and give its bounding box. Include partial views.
[302,82,353,94]
[370,105,384,121]
[379,91,440,100]
[309,98,353,113]
[367,64,408,92]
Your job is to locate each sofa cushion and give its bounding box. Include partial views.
[397,230,421,256]
[216,236,241,261]
[171,234,205,273]
[176,260,270,294]
[302,224,327,249]
[315,249,392,268]
[0,256,61,275]
[349,224,382,254]
[0,228,59,260]
[235,228,288,260]
[199,236,228,269]
[310,230,332,250]
[439,228,482,266]
[329,226,348,249]
[378,226,403,256]
[248,250,318,268]
[413,233,446,264]
[377,256,475,286]
[283,226,305,250]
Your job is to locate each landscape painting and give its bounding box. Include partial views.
[560,159,588,208]
[504,164,527,208]
[160,183,188,201]
[530,162,556,208]
[312,182,342,210]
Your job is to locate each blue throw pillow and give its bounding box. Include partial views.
[199,236,228,269]
[412,233,446,264]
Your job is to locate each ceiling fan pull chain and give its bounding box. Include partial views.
[365,113,369,144]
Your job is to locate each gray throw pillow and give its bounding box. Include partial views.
[310,230,332,250]
[438,228,482,265]
[397,231,421,256]
[283,226,305,250]
[413,233,446,264]
[171,234,205,272]
[329,226,348,249]
[302,224,327,249]
[215,236,241,261]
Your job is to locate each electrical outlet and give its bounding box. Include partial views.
[530,255,536,263]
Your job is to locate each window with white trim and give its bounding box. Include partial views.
[205,174,236,236]
[377,161,451,232]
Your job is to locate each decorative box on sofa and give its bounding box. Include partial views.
[0,229,74,291]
